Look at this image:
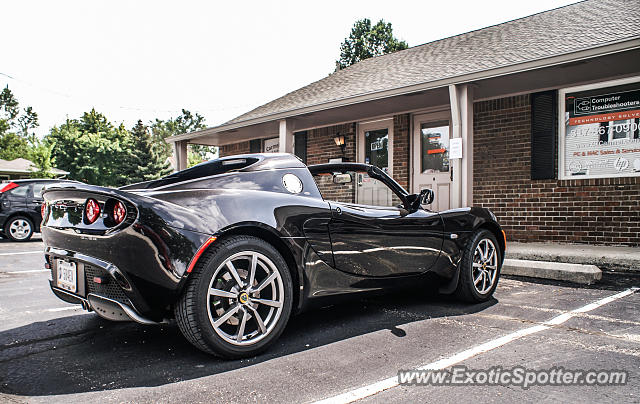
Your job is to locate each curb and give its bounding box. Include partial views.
[502,258,602,285]
[505,243,640,273]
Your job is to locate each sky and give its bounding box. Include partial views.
[1,0,580,138]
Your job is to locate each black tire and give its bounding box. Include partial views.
[175,235,293,358]
[454,229,501,303]
[4,216,34,242]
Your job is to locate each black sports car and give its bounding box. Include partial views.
[41,153,505,358]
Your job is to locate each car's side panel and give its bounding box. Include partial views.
[326,202,444,277]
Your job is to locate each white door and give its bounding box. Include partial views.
[357,119,393,206]
[412,112,452,211]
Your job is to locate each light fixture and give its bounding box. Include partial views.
[333,133,346,155]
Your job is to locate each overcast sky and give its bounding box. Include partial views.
[1,0,579,138]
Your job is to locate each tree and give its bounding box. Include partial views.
[28,141,56,178]
[48,110,131,186]
[335,18,408,70]
[0,133,29,160]
[150,109,216,167]
[0,86,20,128]
[0,87,49,176]
[124,120,172,184]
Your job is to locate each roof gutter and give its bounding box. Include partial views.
[167,36,640,144]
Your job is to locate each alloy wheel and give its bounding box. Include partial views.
[472,238,498,294]
[206,251,285,346]
[9,219,32,240]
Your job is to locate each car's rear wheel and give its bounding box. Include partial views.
[5,216,34,241]
[455,229,501,303]
[175,235,293,358]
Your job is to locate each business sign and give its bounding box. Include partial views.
[263,137,279,153]
[561,80,640,179]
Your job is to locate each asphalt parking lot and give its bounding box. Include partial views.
[0,237,638,403]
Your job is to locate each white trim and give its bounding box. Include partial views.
[558,75,640,180]
[167,39,640,144]
[474,72,640,103]
[358,117,393,126]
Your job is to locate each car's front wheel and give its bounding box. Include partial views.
[455,229,501,303]
[5,216,34,242]
[175,235,293,358]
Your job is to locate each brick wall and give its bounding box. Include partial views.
[307,123,357,202]
[473,94,640,246]
[393,114,410,191]
[219,141,251,157]
[306,123,356,165]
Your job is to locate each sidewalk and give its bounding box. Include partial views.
[505,242,640,272]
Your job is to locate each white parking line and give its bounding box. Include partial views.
[46,307,80,312]
[6,269,48,274]
[0,251,42,256]
[313,287,639,404]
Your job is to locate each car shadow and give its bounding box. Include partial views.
[0,292,496,396]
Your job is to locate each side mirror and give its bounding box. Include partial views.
[420,188,435,206]
[405,188,435,212]
[333,173,352,184]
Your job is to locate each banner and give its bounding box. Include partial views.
[563,82,640,178]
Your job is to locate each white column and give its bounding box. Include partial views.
[173,140,188,171]
[449,84,474,208]
[279,119,294,154]
[460,85,474,207]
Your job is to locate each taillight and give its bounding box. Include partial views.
[85,199,101,224]
[113,201,126,225]
[0,182,18,193]
[41,202,47,219]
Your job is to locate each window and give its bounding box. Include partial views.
[9,184,30,197]
[364,129,388,171]
[559,77,640,179]
[294,131,307,164]
[33,183,46,198]
[420,121,450,173]
[249,139,261,153]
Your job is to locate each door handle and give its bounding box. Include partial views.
[450,166,453,182]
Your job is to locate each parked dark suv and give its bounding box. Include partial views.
[0,179,76,241]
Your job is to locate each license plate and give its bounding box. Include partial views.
[57,260,77,293]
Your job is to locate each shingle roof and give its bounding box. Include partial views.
[0,158,69,175]
[224,0,639,126]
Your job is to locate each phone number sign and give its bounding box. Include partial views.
[563,82,640,179]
